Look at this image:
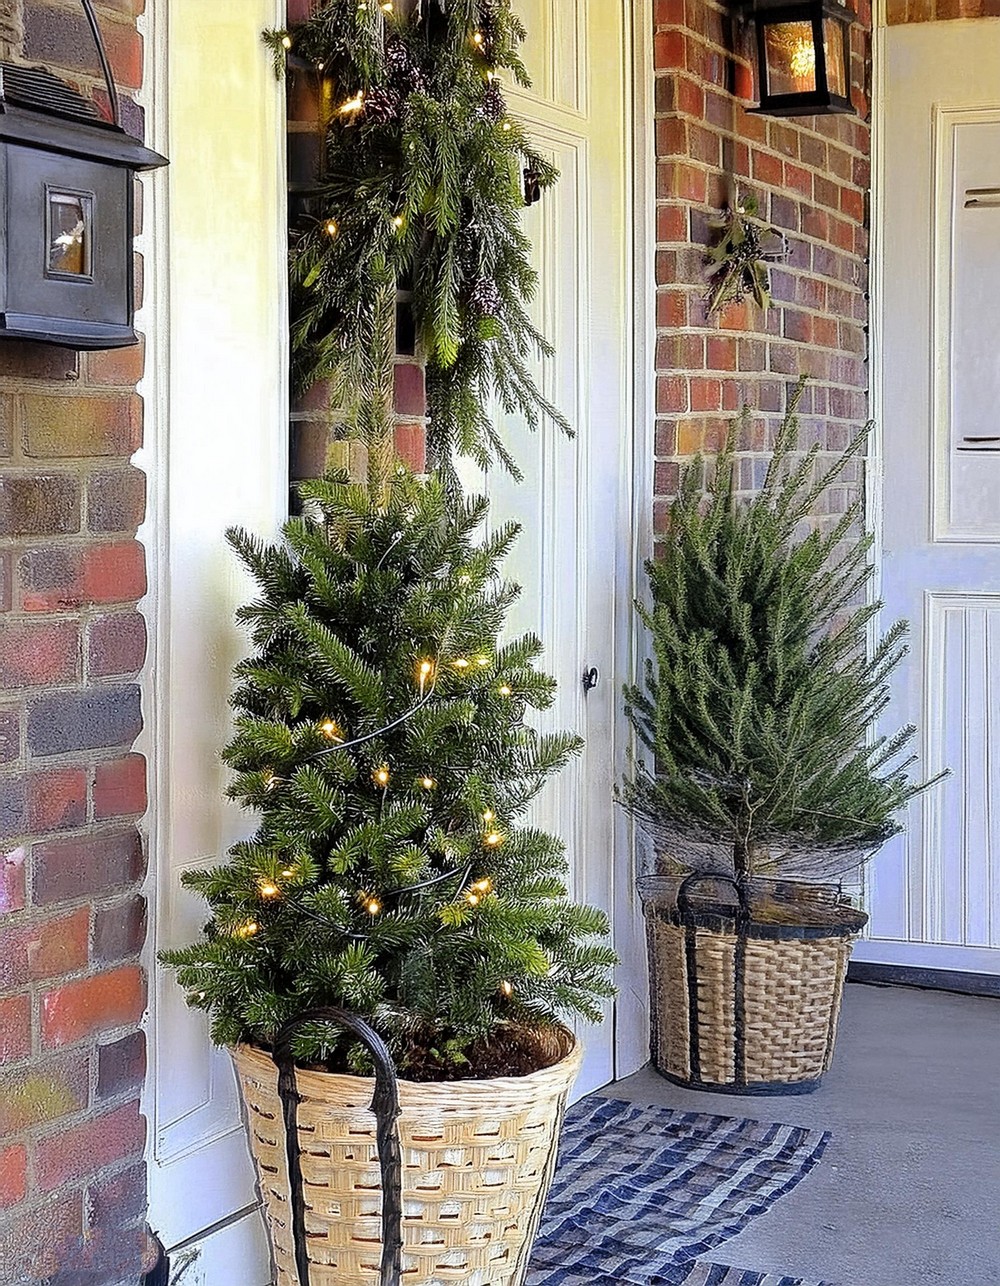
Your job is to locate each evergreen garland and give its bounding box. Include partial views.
[266,0,568,482]
[162,471,615,1075]
[622,385,939,884]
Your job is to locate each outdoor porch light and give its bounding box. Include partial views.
[0,0,167,348]
[746,0,856,117]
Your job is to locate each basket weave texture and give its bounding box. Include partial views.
[641,878,866,1091]
[232,1031,581,1286]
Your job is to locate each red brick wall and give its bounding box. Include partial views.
[653,0,872,541]
[0,3,150,1282]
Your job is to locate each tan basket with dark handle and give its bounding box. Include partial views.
[233,1020,581,1286]
[640,873,867,1094]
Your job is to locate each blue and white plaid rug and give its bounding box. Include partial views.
[527,1097,833,1286]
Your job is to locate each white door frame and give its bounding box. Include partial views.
[137,0,287,1273]
[613,0,656,1080]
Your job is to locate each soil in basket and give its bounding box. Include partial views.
[280,1022,569,1083]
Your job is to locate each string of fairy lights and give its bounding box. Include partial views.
[276,1,515,247]
[231,647,522,998]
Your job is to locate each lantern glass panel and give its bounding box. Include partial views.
[823,16,847,98]
[763,21,817,98]
[46,190,93,278]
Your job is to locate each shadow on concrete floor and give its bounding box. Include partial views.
[599,982,1000,1286]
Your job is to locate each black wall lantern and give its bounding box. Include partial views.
[0,0,167,349]
[745,0,856,117]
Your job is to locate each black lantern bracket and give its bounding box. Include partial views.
[737,0,857,118]
[0,0,168,350]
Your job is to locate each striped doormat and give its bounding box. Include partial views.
[526,1097,834,1286]
[676,1265,835,1286]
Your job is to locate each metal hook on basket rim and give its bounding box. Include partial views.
[273,1008,403,1286]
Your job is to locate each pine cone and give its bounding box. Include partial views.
[470,277,502,316]
[385,37,427,94]
[478,0,500,42]
[385,37,412,78]
[480,79,506,123]
[363,85,402,126]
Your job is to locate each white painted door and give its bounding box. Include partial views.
[140,1,286,1280]
[486,1,640,1094]
[865,19,1000,976]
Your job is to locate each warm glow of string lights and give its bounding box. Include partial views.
[236,921,259,939]
[373,765,391,788]
[325,219,339,238]
[466,890,481,907]
[452,658,471,671]
[339,92,365,115]
[281,34,292,49]
[482,809,495,823]
[319,719,343,741]
[476,656,490,668]
[502,121,512,132]
[484,832,504,848]
[498,684,513,697]
[365,895,382,917]
[392,215,405,230]
[281,867,295,878]
[472,29,484,45]
[259,881,280,900]
[473,877,493,895]
[417,658,435,694]
[500,979,514,997]
[419,776,436,791]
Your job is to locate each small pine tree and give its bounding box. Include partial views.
[162,471,615,1076]
[622,389,936,885]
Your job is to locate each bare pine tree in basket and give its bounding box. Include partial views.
[622,383,940,1093]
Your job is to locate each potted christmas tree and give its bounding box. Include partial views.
[622,387,937,1095]
[162,470,616,1285]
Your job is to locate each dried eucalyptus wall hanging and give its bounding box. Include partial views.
[704,193,787,319]
[265,0,568,484]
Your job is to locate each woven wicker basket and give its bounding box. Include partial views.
[232,1029,581,1286]
[639,875,867,1094]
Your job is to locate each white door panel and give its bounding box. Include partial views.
[494,1,632,1098]
[164,1209,273,1286]
[869,20,1000,975]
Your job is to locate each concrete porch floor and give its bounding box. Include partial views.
[599,983,1000,1286]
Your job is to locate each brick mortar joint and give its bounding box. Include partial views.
[655,148,871,188]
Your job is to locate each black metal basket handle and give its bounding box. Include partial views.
[676,873,752,1086]
[79,0,120,127]
[272,1008,403,1286]
[677,872,751,927]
